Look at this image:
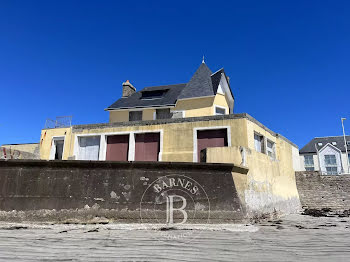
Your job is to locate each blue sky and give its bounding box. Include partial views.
[1,0,349,148]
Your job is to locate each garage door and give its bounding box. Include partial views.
[106,135,129,161]
[197,129,228,162]
[135,133,160,161]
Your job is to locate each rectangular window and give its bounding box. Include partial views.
[266,139,275,159]
[78,136,100,160]
[324,154,338,175]
[129,111,142,121]
[156,109,173,119]
[324,154,337,166]
[254,133,265,153]
[304,155,314,167]
[215,106,226,115]
[326,167,338,175]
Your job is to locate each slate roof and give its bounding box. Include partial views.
[106,63,233,110]
[300,136,350,154]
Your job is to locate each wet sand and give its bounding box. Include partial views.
[0,214,349,261]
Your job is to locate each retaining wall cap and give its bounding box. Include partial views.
[0,159,248,174]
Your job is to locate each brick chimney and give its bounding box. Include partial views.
[122,80,136,97]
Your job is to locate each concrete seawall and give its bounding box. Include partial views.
[0,160,248,223]
[295,171,350,210]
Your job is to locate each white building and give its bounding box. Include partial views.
[299,136,350,175]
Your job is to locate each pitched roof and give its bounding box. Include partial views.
[107,83,186,110]
[178,63,214,99]
[300,135,350,154]
[106,63,234,110]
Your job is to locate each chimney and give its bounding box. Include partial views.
[122,80,136,97]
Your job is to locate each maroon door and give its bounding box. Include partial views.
[106,135,129,161]
[135,133,160,161]
[197,129,228,162]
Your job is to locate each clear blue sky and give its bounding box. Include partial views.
[1,0,349,148]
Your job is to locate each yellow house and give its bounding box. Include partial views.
[38,62,301,215]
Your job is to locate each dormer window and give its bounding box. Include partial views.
[141,89,168,100]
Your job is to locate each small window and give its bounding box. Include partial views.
[304,155,314,167]
[129,111,142,121]
[326,167,338,175]
[324,154,337,166]
[347,141,350,146]
[140,89,168,99]
[318,143,323,146]
[332,142,337,146]
[254,133,265,153]
[266,139,275,159]
[156,108,173,119]
[215,106,226,115]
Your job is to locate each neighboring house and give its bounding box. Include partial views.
[299,136,350,175]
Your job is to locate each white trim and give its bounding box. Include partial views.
[214,105,228,115]
[49,136,65,160]
[193,126,231,162]
[73,129,164,161]
[218,73,234,114]
[153,111,156,120]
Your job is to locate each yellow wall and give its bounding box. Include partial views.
[108,94,233,123]
[109,110,129,123]
[2,143,39,154]
[142,109,155,120]
[39,127,72,160]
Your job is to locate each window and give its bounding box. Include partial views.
[266,139,275,159]
[215,106,226,115]
[326,167,338,175]
[78,136,100,160]
[332,142,337,146]
[305,167,315,171]
[141,89,168,99]
[324,154,337,166]
[348,153,350,164]
[129,111,142,121]
[254,133,265,153]
[318,143,323,146]
[324,154,338,175]
[156,109,173,119]
[304,155,314,167]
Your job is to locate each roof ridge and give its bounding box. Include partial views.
[314,135,350,138]
[211,68,224,76]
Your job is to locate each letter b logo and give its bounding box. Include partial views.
[166,195,188,225]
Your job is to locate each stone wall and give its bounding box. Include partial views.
[295,171,350,210]
[0,160,248,223]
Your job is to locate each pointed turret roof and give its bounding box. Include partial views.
[178,63,215,99]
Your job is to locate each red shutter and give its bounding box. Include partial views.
[135,133,160,161]
[106,135,129,161]
[197,129,228,162]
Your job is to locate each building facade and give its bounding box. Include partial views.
[299,136,350,175]
[37,62,301,215]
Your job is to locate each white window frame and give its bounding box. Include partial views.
[193,126,231,162]
[214,105,228,115]
[74,129,164,161]
[266,139,276,159]
[49,136,66,160]
[254,132,265,154]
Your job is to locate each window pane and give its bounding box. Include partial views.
[156,109,173,119]
[215,107,226,115]
[304,155,314,166]
[325,155,336,166]
[305,167,314,171]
